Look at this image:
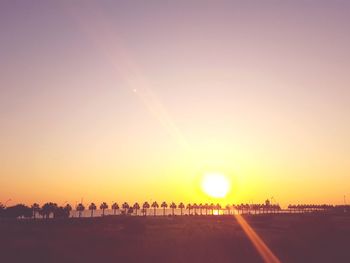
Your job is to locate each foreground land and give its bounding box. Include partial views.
[1,214,350,263]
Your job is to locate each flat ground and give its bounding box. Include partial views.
[1,214,350,263]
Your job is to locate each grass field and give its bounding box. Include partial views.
[1,214,350,263]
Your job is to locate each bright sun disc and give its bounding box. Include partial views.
[201,173,230,198]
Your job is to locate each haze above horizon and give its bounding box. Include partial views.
[1,1,349,206]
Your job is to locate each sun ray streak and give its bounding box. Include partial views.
[235,214,281,263]
[62,2,191,153]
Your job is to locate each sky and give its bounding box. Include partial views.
[1,0,350,207]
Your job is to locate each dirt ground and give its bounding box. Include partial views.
[1,214,349,263]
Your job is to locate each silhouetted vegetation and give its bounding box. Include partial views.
[151,201,159,216]
[142,201,150,216]
[76,203,85,218]
[161,201,167,216]
[40,202,58,219]
[100,202,108,216]
[111,202,119,215]
[89,202,97,217]
[0,200,349,220]
[133,202,140,215]
[2,204,32,219]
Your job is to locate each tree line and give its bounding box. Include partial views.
[0,200,348,219]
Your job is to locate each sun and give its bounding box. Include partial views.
[201,173,230,198]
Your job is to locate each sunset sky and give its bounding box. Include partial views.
[1,1,349,207]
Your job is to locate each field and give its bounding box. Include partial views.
[1,214,350,263]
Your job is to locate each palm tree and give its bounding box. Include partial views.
[204,203,209,215]
[111,203,119,215]
[216,203,221,215]
[251,204,257,214]
[100,202,108,216]
[161,201,168,216]
[64,204,72,217]
[199,203,203,215]
[265,199,271,213]
[170,202,177,216]
[31,203,40,219]
[122,202,129,214]
[88,203,97,217]
[76,203,85,218]
[133,202,140,215]
[41,202,58,219]
[193,203,198,215]
[225,204,231,215]
[151,201,159,216]
[239,204,244,214]
[186,203,192,215]
[232,204,237,214]
[178,202,185,216]
[127,207,134,215]
[142,202,150,216]
[210,203,215,215]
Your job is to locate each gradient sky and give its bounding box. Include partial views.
[1,0,350,206]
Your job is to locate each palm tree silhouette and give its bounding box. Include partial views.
[122,202,129,215]
[31,203,40,219]
[142,202,150,216]
[133,202,140,215]
[225,204,231,215]
[199,203,203,215]
[161,201,168,216]
[76,203,85,218]
[127,207,134,215]
[88,203,97,217]
[111,203,119,215]
[204,203,209,215]
[193,203,198,215]
[151,201,159,216]
[216,203,221,215]
[209,203,215,215]
[41,202,58,219]
[178,202,185,216]
[170,202,177,216]
[64,204,72,217]
[100,202,108,216]
[186,203,192,215]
